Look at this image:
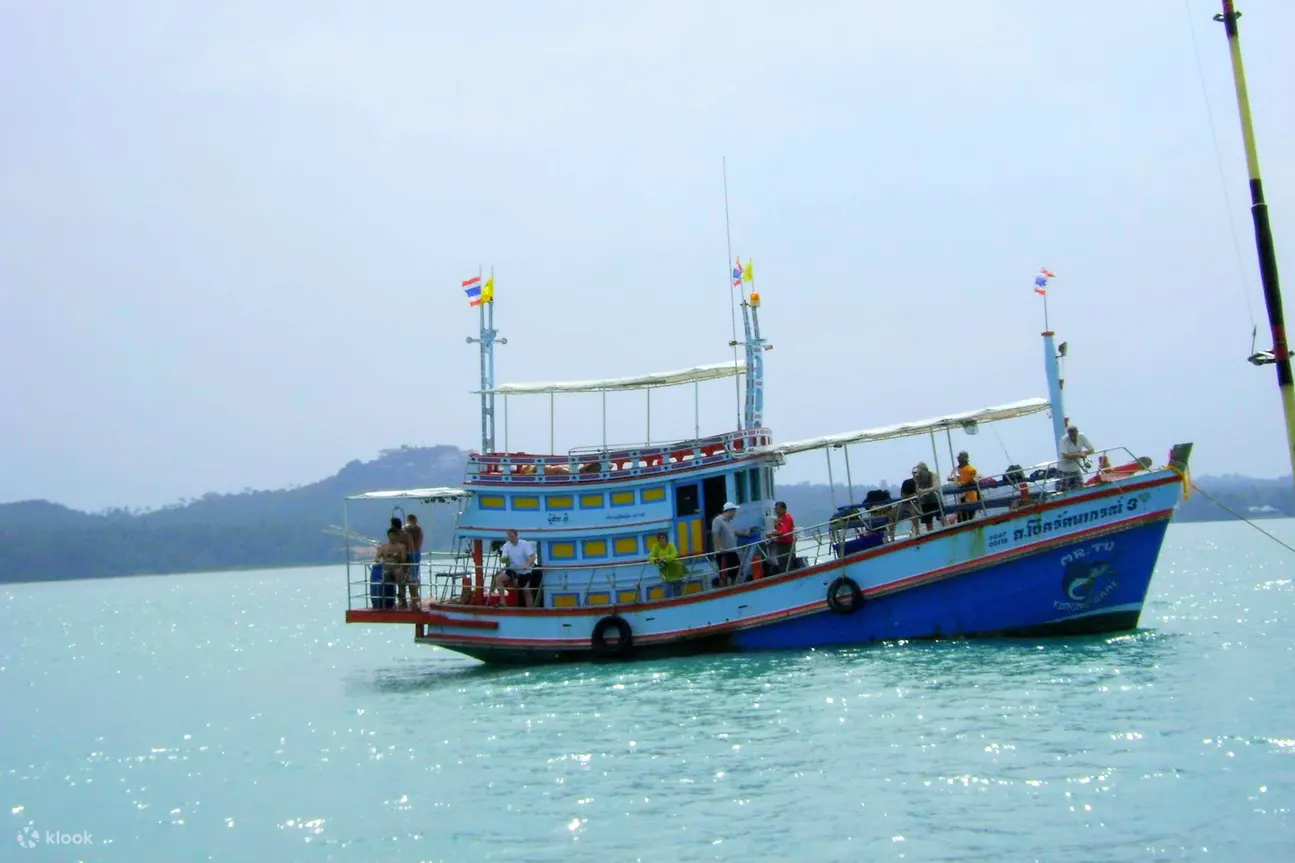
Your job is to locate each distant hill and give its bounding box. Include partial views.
[0,446,1285,583]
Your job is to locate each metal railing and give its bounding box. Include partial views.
[346,448,1155,613]
[463,427,775,485]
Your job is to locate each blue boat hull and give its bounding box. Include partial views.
[443,513,1172,665]
[731,517,1168,649]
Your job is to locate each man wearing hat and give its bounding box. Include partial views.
[1058,424,1095,491]
[712,502,741,587]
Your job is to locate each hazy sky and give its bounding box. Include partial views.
[3,0,1294,511]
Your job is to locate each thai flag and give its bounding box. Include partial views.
[463,276,483,307]
[732,258,743,287]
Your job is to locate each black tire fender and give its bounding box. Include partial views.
[826,576,864,615]
[591,615,633,657]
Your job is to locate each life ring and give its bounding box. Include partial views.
[826,577,864,614]
[590,615,633,657]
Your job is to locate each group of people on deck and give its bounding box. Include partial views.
[895,424,1095,531]
[373,514,424,609]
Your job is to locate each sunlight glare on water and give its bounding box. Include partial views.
[2,520,1293,861]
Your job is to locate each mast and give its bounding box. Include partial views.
[465,269,504,453]
[747,291,766,429]
[1042,331,1067,459]
[739,298,756,428]
[1215,2,1295,486]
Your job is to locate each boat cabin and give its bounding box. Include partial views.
[451,361,782,606]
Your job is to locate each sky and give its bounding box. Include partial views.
[2,0,1294,512]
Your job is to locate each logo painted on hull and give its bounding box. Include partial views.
[1054,541,1120,613]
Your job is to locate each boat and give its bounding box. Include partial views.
[341,271,1194,664]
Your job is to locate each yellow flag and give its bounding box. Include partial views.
[742,259,754,283]
[481,276,495,304]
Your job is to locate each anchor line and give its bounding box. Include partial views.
[1189,482,1295,555]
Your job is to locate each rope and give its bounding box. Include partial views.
[1189,481,1295,556]
[1181,0,1259,334]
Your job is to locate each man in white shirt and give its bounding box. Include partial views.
[495,528,541,607]
[1057,425,1095,491]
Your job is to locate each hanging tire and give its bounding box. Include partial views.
[591,615,633,657]
[826,577,864,614]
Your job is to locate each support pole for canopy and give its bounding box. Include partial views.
[825,448,837,511]
[842,445,855,505]
[601,389,608,454]
[693,381,700,442]
[929,430,942,485]
[1215,1,1295,492]
[549,392,555,455]
[342,500,351,604]
[503,395,510,455]
[646,388,651,446]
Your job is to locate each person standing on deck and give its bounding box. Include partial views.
[1057,425,1095,492]
[648,531,686,597]
[405,514,424,586]
[375,528,412,609]
[948,451,979,523]
[913,462,941,533]
[389,517,417,603]
[769,501,797,573]
[712,502,741,586]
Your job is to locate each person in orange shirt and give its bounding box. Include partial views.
[948,451,979,523]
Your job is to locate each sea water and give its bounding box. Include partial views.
[1,519,1293,862]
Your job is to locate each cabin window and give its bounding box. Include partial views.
[548,541,577,561]
[583,539,608,558]
[610,491,636,507]
[735,471,749,504]
[612,536,639,557]
[545,495,574,511]
[640,486,667,504]
[675,484,700,517]
[579,493,605,509]
[765,468,775,498]
[749,468,763,501]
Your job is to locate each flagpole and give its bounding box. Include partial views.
[723,157,741,436]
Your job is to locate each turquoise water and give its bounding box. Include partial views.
[2,520,1293,862]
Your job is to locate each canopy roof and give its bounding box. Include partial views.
[481,360,744,396]
[764,398,1051,457]
[345,487,470,503]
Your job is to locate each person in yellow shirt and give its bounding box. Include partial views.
[648,531,686,598]
[948,450,979,523]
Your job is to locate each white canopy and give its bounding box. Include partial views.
[764,398,1052,457]
[346,487,471,503]
[481,360,744,395]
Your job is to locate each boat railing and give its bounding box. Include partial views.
[788,446,1156,565]
[464,427,774,485]
[347,447,1157,611]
